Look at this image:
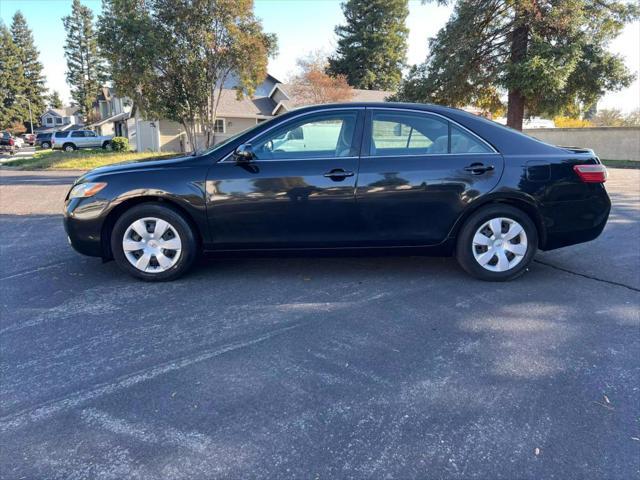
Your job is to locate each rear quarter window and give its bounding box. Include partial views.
[54,131,69,138]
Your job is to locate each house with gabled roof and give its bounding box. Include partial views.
[37,106,83,133]
[132,74,391,153]
[86,87,133,138]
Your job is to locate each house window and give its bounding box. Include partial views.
[100,101,109,119]
[55,117,63,125]
[46,117,53,125]
[214,118,225,133]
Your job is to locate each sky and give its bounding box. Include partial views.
[1,0,638,113]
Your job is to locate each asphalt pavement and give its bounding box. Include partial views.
[0,168,638,479]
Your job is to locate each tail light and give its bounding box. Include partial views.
[9,138,14,146]
[573,164,607,183]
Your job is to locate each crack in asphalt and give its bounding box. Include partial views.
[534,259,640,293]
[0,322,303,433]
[0,260,74,281]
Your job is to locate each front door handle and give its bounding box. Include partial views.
[324,169,355,181]
[464,163,495,175]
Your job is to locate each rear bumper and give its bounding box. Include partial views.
[540,186,611,250]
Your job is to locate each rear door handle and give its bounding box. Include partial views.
[324,169,355,180]
[464,163,495,174]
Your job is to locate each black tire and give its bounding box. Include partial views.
[455,204,538,281]
[111,203,198,281]
[63,143,76,152]
[102,141,112,150]
[41,141,51,149]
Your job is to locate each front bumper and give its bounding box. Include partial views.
[64,197,110,257]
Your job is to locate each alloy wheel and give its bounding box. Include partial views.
[122,217,182,273]
[472,217,528,272]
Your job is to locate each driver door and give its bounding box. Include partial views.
[205,109,365,249]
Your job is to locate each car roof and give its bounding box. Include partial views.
[286,102,563,155]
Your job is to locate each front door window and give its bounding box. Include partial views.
[252,112,359,160]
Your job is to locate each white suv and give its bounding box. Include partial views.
[52,130,113,151]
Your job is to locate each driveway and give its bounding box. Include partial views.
[1,168,638,479]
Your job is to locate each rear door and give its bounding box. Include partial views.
[82,130,100,148]
[205,109,365,248]
[69,131,87,148]
[355,108,504,246]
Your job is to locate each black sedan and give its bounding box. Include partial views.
[63,103,610,281]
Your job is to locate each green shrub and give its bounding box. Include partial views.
[110,136,129,151]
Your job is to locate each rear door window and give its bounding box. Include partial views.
[71,131,84,137]
[450,125,493,154]
[370,111,448,156]
[368,110,493,156]
[54,131,69,138]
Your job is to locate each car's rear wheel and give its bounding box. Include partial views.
[456,205,538,281]
[111,203,198,281]
[102,141,112,150]
[63,143,76,152]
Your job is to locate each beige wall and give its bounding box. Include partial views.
[157,117,259,152]
[525,127,640,161]
[158,120,187,152]
[96,123,115,137]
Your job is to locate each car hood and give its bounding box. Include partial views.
[77,153,193,183]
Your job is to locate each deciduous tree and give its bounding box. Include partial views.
[98,0,277,151]
[327,0,409,90]
[395,0,638,130]
[592,108,640,127]
[289,51,354,105]
[63,0,106,119]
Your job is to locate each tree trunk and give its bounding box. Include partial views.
[507,89,525,131]
[506,17,529,131]
[181,119,197,154]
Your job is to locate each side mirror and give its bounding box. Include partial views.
[234,143,254,162]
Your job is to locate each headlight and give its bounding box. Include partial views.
[69,182,107,199]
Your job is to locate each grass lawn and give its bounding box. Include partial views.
[6,148,179,170]
[602,159,640,169]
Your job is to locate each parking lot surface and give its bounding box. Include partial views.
[0,168,638,479]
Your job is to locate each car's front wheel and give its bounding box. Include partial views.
[41,141,51,149]
[111,203,198,281]
[456,205,538,281]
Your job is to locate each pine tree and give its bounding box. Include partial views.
[63,0,106,120]
[0,24,27,130]
[47,90,63,109]
[327,0,409,91]
[395,0,639,130]
[10,11,46,119]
